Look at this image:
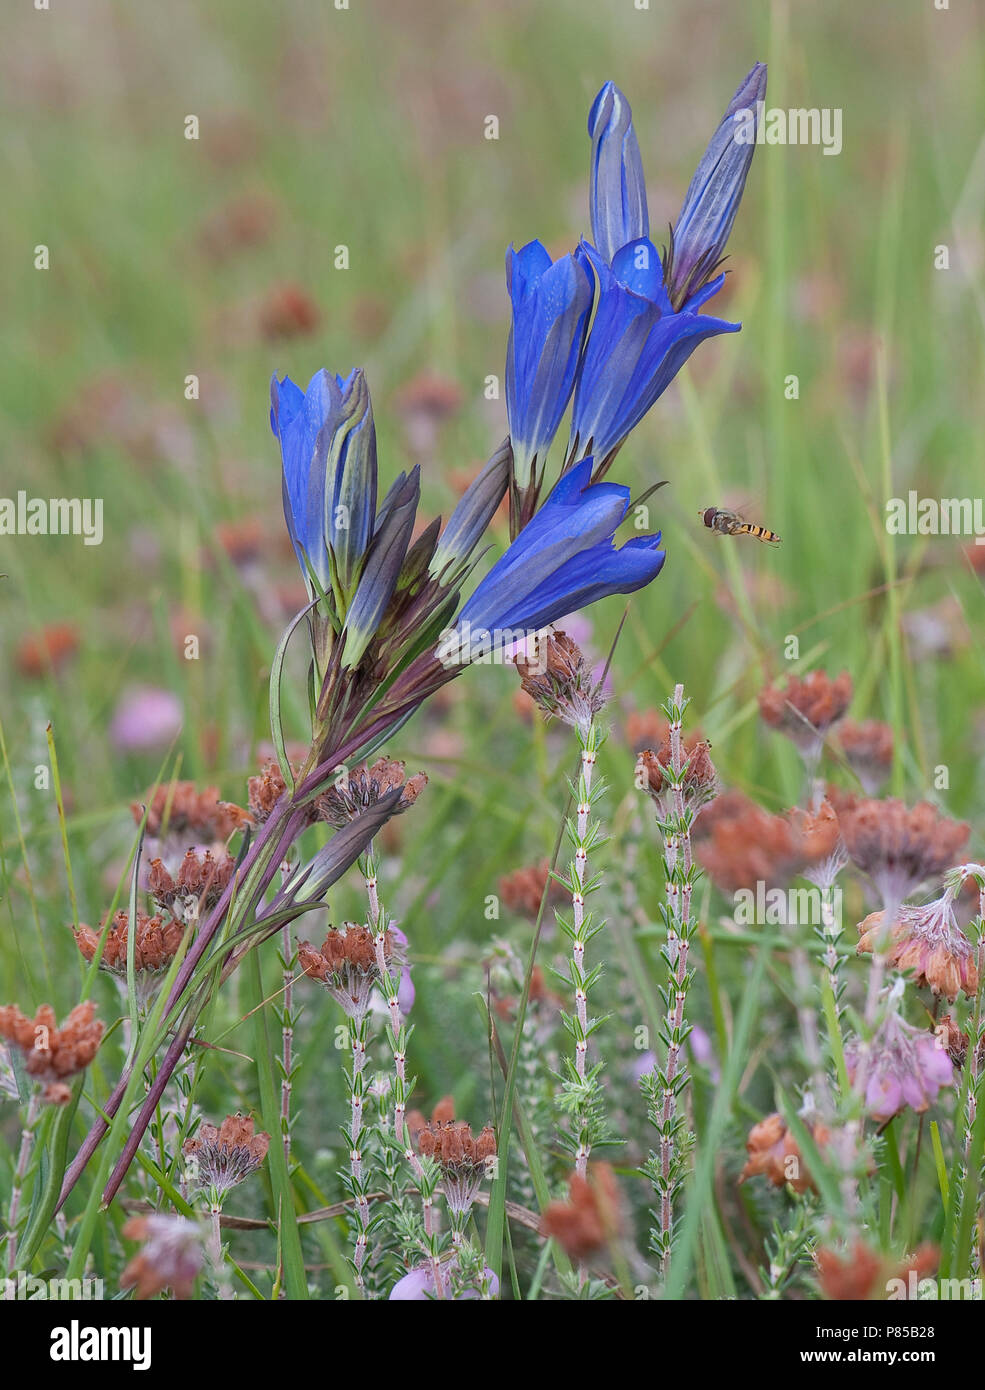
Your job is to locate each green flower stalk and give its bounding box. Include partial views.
[512,632,612,1184]
[635,685,716,1281]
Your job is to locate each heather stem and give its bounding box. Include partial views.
[6,1089,41,1273]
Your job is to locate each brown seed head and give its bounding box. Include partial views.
[836,798,969,905]
[540,1163,623,1262]
[739,1112,828,1194]
[315,758,427,828]
[837,719,894,794]
[758,669,852,761]
[0,1000,103,1102]
[512,631,606,729]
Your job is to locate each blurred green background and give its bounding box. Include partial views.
[2,0,984,1109]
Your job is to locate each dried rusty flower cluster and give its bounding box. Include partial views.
[786,800,848,889]
[298,923,398,1019]
[498,860,567,919]
[636,729,718,819]
[314,757,427,829]
[74,910,185,977]
[857,897,978,1001]
[697,801,806,893]
[247,760,293,823]
[814,1240,938,1301]
[758,669,853,763]
[416,1117,497,1216]
[512,630,606,731]
[121,1214,204,1300]
[541,1162,623,1262]
[136,781,251,844]
[739,1112,829,1195]
[837,718,894,794]
[148,848,236,922]
[0,1001,104,1104]
[183,1113,270,1195]
[837,797,969,907]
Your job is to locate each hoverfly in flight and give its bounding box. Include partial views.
[699,506,781,544]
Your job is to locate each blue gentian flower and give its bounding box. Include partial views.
[506,241,595,493]
[270,368,377,596]
[588,80,649,265]
[569,237,738,469]
[453,457,664,652]
[669,62,767,308]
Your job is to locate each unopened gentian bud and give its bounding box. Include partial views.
[341,467,420,669]
[588,81,650,265]
[430,439,511,581]
[668,62,767,308]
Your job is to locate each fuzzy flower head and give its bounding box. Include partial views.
[739,1111,829,1195]
[183,1113,270,1197]
[416,1117,497,1217]
[121,1215,204,1300]
[0,1001,103,1105]
[838,718,894,795]
[845,1006,955,1123]
[837,797,970,909]
[298,923,402,1020]
[758,669,853,768]
[857,892,978,1002]
[697,800,805,894]
[786,800,848,891]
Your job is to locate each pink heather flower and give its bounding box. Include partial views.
[846,1010,955,1123]
[389,1261,499,1300]
[110,687,183,753]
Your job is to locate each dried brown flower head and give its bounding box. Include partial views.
[857,897,978,1001]
[16,622,79,678]
[248,760,294,823]
[739,1112,829,1195]
[136,781,251,843]
[837,718,894,794]
[148,848,236,922]
[315,758,427,828]
[815,1241,938,1301]
[74,910,184,975]
[512,630,606,730]
[758,669,853,764]
[407,1095,457,1143]
[624,708,668,752]
[0,1001,103,1103]
[298,923,400,1019]
[183,1113,270,1194]
[636,730,719,819]
[121,1215,204,1300]
[786,800,848,889]
[837,797,970,907]
[257,282,320,339]
[697,802,806,894]
[498,861,567,919]
[417,1119,497,1215]
[541,1163,623,1262]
